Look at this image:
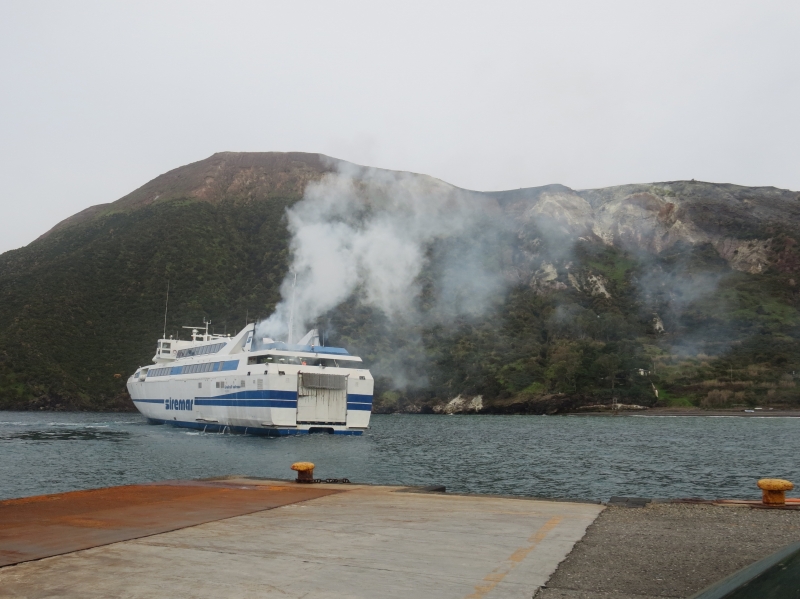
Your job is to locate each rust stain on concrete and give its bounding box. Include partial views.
[0,480,340,567]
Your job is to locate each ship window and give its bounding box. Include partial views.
[359,376,366,380]
[176,342,226,359]
[147,367,173,377]
[240,380,245,387]
[274,356,301,365]
[198,382,202,388]
[310,358,339,368]
[162,343,171,349]
[249,354,279,365]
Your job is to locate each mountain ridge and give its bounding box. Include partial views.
[39,153,800,280]
[3,152,800,412]
[39,152,334,240]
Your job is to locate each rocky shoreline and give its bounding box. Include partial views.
[372,394,800,417]
[373,393,645,415]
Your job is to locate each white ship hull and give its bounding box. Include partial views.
[127,324,373,436]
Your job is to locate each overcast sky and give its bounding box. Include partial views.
[1,1,798,254]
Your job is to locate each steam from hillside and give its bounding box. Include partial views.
[256,162,734,382]
[256,163,506,344]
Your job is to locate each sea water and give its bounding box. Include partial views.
[1,412,798,502]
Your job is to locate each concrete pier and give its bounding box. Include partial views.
[0,478,603,598]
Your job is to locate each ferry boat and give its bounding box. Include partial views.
[127,323,373,435]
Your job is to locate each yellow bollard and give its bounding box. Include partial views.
[757,479,794,505]
[291,462,315,483]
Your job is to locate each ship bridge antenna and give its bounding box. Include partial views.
[162,280,170,340]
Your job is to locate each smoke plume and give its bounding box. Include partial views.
[256,162,506,344]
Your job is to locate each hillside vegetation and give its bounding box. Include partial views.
[1,152,799,412]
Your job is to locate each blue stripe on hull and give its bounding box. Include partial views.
[135,391,373,411]
[193,399,297,408]
[347,394,373,411]
[201,390,298,401]
[145,418,363,436]
[348,393,373,402]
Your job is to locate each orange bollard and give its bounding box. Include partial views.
[757,479,794,505]
[291,462,315,483]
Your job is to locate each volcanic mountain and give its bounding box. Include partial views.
[1,152,798,412]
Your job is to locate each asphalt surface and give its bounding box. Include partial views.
[537,503,800,599]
